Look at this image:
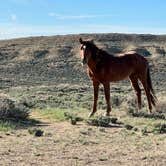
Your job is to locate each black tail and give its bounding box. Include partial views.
[147,67,157,107]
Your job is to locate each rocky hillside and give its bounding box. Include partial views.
[0,33,166,91]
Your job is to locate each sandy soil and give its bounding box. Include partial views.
[0,119,166,166]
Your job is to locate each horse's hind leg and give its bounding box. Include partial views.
[139,74,152,113]
[129,75,142,111]
[103,82,111,116]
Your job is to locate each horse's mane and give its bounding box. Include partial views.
[86,42,114,62]
[85,42,115,71]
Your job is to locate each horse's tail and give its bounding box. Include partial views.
[147,67,157,107]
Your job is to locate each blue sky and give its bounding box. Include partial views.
[0,0,166,39]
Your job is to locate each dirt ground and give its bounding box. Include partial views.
[0,118,166,166]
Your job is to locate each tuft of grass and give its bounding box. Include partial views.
[70,118,77,125]
[86,116,111,127]
[99,156,108,161]
[78,138,89,145]
[0,120,16,131]
[124,124,133,130]
[28,128,44,137]
[152,123,166,134]
[33,108,67,122]
[64,112,84,125]
[141,127,149,135]
[110,117,118,124]
[86,115,124,127]
[128,110,165,120]
[33,108,87,123]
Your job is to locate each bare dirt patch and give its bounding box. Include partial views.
[0,112,166,166]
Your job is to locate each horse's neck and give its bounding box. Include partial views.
[87,49,98,73]
[87,57,96,73]
[87,47,114,72]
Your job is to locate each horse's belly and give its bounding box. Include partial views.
[108,69,133,82]
[90,66,133,83]
[109,75,128,82]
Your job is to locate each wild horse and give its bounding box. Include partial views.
[79,38,157,117]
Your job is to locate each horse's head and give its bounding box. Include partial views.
[79,38,95,65]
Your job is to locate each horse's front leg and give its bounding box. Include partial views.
[89,81,100,117]
[103,82,111,116]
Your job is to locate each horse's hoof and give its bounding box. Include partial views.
[88,112,94,118]
[105,112,110,117]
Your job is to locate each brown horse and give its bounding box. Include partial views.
[79,38,157,117]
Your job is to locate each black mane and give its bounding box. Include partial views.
[85,42,114,62]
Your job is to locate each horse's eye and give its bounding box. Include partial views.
[81,45,86,50]
[82,45,86,50]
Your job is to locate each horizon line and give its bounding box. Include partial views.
[1,32,166,41]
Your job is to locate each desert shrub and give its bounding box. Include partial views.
[127,107,165,120]
[64,112,84,125]
[153,123,166,134]
[156,48,166,56]
[28,128,44,137]
[86,116,111,127]
[135,47,151,57]
[0,95,30,121]
[86,115,124,127]
[128,111,165,120]
[124,124,133,130]
[127,106,135,115]
[141,127,149,135]
[110,117,118,124]
[34,50,49,59]
[19,98,35,109]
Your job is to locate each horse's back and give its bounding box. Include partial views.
[115,51,137,57]
[115,51,149,76]
[106,51,148,81]
[114,51,147,64]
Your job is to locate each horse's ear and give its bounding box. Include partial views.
[79,38,83,44]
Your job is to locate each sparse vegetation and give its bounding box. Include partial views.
[0,95,30,121]
[153,123,166,134]
[28,128,44,137]
[124,124,133,130]
[86,116,111,127]
[0,34,166,165]
[0,120,16,131]
[128,110,165,120]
